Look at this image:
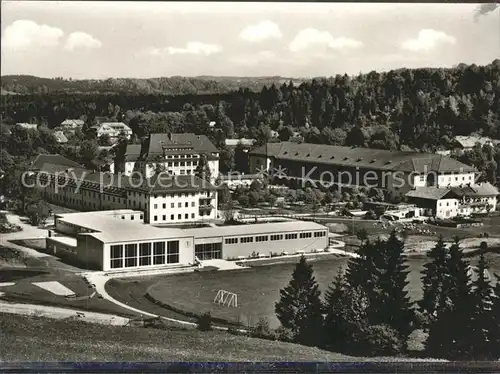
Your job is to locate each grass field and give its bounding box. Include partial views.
[0,313,361,361]
[143,252,500,329]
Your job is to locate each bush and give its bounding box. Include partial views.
[273,326,294,342]
[196,312,213,331]
[356,324,404,356]
[250,318,273,340]
[480,241,488,250]
[227,326,244,336]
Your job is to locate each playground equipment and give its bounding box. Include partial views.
[213,289,238,308]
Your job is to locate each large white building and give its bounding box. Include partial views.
[113,133,219,182]
[93,122,133,140]
[29,156,218,225]
[46,210,329,272]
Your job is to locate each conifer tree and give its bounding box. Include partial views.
[195,154,212,182]
[470,254,495,359]
[323,268,349,351]
[419,236,449,327]
[376,231,415,343]
[275,256,324,346]
[426,238,474,359]
[488,276,500,359]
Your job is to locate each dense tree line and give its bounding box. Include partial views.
[3,60,499,155]
[1,75,302,95]
[273,234,500,359]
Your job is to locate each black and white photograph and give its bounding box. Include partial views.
[0,1,500,368]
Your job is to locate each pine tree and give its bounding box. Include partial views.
[488,276,500,359]
[375,231,415,344]
[275,256,324,347]
[194,154,212,182]
[419,236,449,327]
[470,254,495,359]
[323,268,349,351]
[426,238,474,359]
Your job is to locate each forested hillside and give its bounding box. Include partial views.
[0,75,303,95]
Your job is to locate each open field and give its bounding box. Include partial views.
[0,313,446,361]
[142,252,500,329]
[0,267,137,318]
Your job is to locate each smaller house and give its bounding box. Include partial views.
[15,123,38,131]
[30,154,82,171]
[93,122,133,140]
[218,173,264,189]
[452,135,500,152]
[225,138,256,148]
[60,119,85,130]
[53,131,68,144]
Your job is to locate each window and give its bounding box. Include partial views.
[124,244,137,267]
[153,242,165,265]
[285,233,298,240]
[185,213,188,219]
[131,216,134,220]
[110,244,123,269]
[225,238,238,244]
[171,203,175,208]
[162,203,166,209]
[314,231,326,237]
[256,235,268,242]
[195,242,222,260]
[419,175,425,182]
[171,214,174,220]
[191,213,195,218]
[154,215,158,221]
[162,215,166,220]
[121,215,125,220]
[178,214,181,219]
[166,241,179,264]
[140,215,143,220]
[154,204,158,209]
[139,243,151,266]
[300,232,312,239]
[241,236,254,244]
[185,202,189,207]
[178,203,182,208]
[270,234,283,241]
[191,202,195,207]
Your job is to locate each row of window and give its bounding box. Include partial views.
[110,241,179,269]
[195,242,222,261]
[165,154,200,159]
[419,175,473,182]
[153,202,196,209]
[224,231,327,245]
[154,213,196,221]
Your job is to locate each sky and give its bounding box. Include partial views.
[1,2,499,79]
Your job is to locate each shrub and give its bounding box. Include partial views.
[356,324,404,356]
[196,312,213,331]
[250,317,273,340]
[227,326,244,336]
[480,241,488,250]
[273,326,294,342]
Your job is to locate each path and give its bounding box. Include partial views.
[83,272,246,332]
[0,301,129,326]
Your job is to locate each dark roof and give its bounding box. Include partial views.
[124,144,142,162]
[30,154,82,170]
[36,162,216,194]
[405,188,457,201]
[451,183,499,197]
[250,142,477,173]
[146,133,218,157]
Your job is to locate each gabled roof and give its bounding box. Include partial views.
[53,131,68,143]
[144,133,218,159]
[36,162,216,194]
[97,122,132,134]
[453,135,500,149]
[451,182,499,197]
[61,119,84,127]
[250,142,477,173]
[225,138,256,147]
[405,188,458,201]
[124,144,142,162]
[30,154,82,170]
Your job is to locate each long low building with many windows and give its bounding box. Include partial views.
[47,211,329,272]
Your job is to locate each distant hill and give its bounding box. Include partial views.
[0,75,306,95]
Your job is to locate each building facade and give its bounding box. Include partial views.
[30,159,218,225]
[47,211,329,272]
[113,133,219,182]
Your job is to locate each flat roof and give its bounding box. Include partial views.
[48,236,77,247]
[184,221,327,238]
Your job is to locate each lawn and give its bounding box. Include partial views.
[0,313,442,361]
[142,252,500,330]
[0,268,138,318]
